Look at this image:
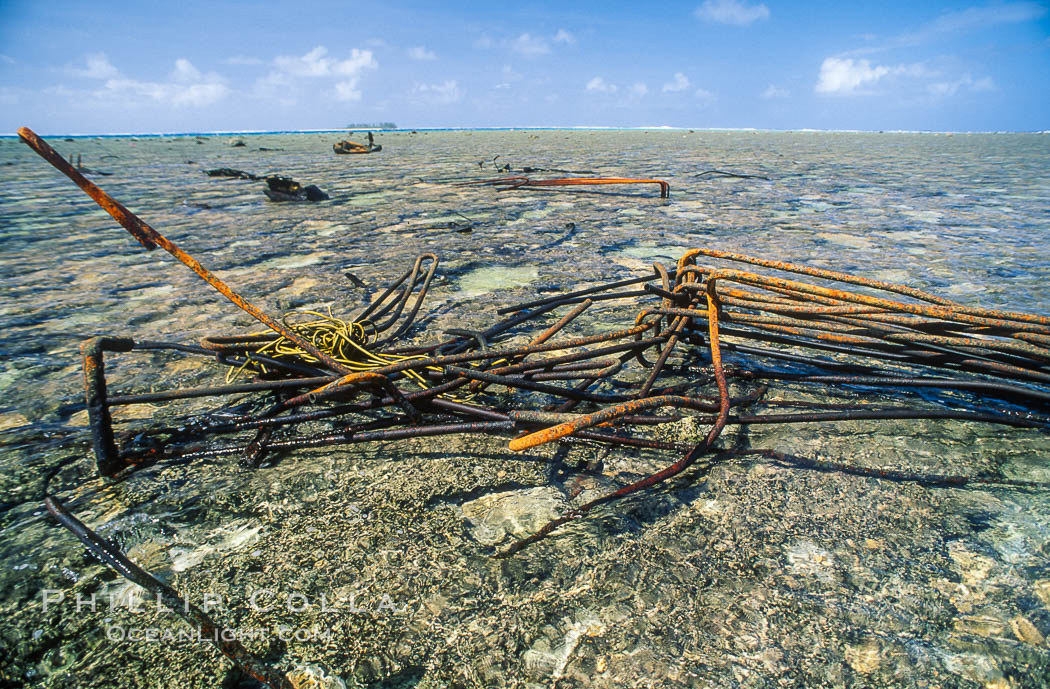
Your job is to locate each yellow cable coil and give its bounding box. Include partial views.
[226,310,440,391]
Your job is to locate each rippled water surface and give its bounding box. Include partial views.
[1,130,1049,688]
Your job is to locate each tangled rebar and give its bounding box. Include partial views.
[18,126,1050,688]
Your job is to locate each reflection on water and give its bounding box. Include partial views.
[1,130,1049,687]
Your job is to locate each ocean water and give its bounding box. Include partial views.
[0,129,1048,687]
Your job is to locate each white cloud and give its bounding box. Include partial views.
[71,55,229,107]
[474,34,495,49]
[510,33,551,57]
[817,55,999,100]
[815,57,891,94]
[334,79,364,101]
[172,59,203,82]
[694,0,770,26]
[72,53,120,80]
[408,46,437,61]
[127,61,228,106]
[410,80,463,104]
[273,46,376,78]
[761,84,790,99]
[256,46,377,104]
[629,82,649,98]
[585,76,617,94]
[553,29,576,44]
[662,72,690,93]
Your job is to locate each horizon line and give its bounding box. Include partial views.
[4,125,1049,138]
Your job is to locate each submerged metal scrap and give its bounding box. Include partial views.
[20,123,1050,511]
[17,124,1050,681]
[44,496,292,689]
[455,175,671,198]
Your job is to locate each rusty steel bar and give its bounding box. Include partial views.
[749,373,1050,404]
[498,271,670,315]
[468,299,595,394]
[297,321,662,406]
[677,265,1050,335]
[511,177,670,198]
[692,248,959,306]
[107,376,337,406]
[446,366,630,403]
[500,278,734,556]
[683,408,1046,429]
[695,247,1050,328]
[508,394,728,450]
[81,337,134,476]
[17,126,352,375]
[44,497,292,689]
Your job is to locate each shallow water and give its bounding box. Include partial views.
[1,129,1049,688]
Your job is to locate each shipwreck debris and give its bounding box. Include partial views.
[333,132,381,154]
[206,167,261,180]
[264,176,329,202]
[17,125,1050,561]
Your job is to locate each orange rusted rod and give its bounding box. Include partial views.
[691,248,958,306]
[508,394,720,451]
[703,275,733,445]
[17,126,351,375]
[498,276,733,557]
[17,127,159,250]
[467,299,593,394]
[680,265,1050,334]
[683,256,1050,329]
[517,177,670,198]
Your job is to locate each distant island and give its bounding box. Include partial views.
[345,122,397,130]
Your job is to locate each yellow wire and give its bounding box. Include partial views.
[226,310,472,399]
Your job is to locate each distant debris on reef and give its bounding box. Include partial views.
[264,175,329,202]
[334,131,382,154]
[204,168,329,202]
[66,152,111,176]
[205,167,260,180]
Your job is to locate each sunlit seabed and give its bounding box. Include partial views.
[0,130,1049,688]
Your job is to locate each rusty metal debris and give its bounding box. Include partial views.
[19,124,1049,537]
[333,132,381,154]
[44,497,292,689]
[264,176,329,202]
[455,175,670,198]
[17,124,1050,678]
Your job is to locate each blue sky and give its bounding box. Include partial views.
[1,0,1047,134]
